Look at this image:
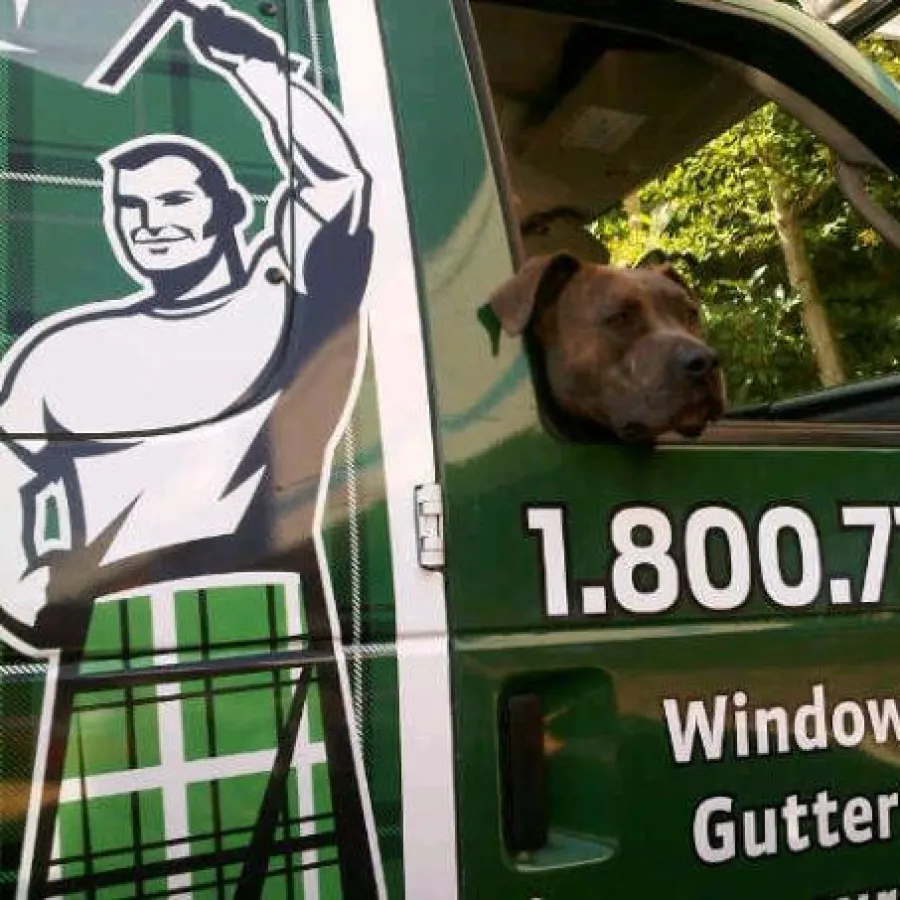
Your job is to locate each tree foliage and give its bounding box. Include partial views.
[592,39,900,409]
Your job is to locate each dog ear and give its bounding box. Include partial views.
[636,250,699,296]
[635,248,670,269]
[654,261,692,292]
[486,252,581,337]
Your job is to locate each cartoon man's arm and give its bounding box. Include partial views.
[184,2,371,287]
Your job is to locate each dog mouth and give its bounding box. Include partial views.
[619,391,724,443]
[676,421,707,439]
[672,391,725,439]
[620,421,656,443]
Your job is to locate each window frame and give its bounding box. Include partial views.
[455,0,900,447]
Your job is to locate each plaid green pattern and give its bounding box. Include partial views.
[0,3,404,896]
[48,576,342,899]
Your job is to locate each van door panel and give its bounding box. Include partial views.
[394,0,900,896]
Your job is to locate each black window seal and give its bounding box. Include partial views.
[450,0,526,267]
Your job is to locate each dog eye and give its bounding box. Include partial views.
[684,307,701,327]
[602,308,635,328]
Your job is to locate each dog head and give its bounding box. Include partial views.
[488,252,726,442]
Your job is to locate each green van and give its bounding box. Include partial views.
[3,0,900,897]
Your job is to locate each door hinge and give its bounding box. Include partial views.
[414,483,445,570]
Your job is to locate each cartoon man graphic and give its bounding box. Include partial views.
[0,2,382,897]
[0,1,372,640]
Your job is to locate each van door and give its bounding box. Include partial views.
[395,1,900,897]
[0,1,455,897]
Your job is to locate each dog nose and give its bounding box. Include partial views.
[678,344,719,381]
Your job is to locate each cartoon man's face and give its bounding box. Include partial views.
[114,156,219,274]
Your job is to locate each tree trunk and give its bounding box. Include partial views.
[769,174,846,387]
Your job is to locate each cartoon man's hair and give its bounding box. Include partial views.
[106,139,249,227]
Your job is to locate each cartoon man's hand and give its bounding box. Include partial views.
[184,1,284,68]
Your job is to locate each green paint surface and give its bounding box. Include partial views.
[384,0,900,896]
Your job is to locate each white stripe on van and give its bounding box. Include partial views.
[329,1,459,898]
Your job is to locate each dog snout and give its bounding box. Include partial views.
[676,343,720,382]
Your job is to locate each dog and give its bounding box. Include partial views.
[488,252,726,442]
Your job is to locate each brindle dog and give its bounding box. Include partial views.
[489,252,726,441]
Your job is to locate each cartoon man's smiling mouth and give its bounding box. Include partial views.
[132,231,192,255]
[133,233,190,245]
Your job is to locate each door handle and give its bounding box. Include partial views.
[500,692,549,853]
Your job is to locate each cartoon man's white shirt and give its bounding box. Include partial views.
[0,267,288,435]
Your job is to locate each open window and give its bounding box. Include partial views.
[468,0,900,440]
